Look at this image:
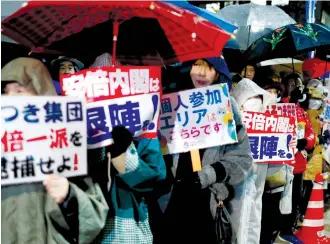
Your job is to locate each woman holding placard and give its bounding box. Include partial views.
[149,57,253,244]
[1,57,109,244]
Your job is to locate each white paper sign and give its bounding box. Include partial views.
[1,96,87,186]
[159,84,237,154]
[86,93,160,149]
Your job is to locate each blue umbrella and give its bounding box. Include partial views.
[245,23,330,64]
[166,1,237,34]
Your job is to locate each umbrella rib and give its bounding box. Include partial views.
[34,15,78,49]
[149,5,212,56]
[2,23,37,47]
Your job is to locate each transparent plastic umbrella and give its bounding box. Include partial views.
[217,3,296,50]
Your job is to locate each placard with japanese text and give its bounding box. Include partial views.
[324,99,330,122]
[159,84,237,154]
[1,96,87,186]
[61,66,161,148]
[265,103,301,138]
[243,111,296,164]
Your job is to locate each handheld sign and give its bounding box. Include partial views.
[1,96,87,186]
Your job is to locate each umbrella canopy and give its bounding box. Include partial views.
[1,1,236,66]
[245,23,330,64]
[303,58,330,79]
[222,38,246,72]
[217,3,296,50]
[258,58,303,74]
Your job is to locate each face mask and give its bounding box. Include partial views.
[243,98,263,112]
[308,99,323,110]
[269,94,278,104]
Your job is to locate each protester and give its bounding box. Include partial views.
[277,78,316,243]
[1,57,109,244]
[281,73,305,103]
[85,54,166,244]
[232,78,272,244]
[299,81,326,225]
[232,78,297,244]
[261,77,285,104]
[89,52,122,68]
[149,57,253,244]
[241,65,256,81]
[50,56,84,95]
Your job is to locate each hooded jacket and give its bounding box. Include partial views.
[1,58,108,244]
[150,65,253,244]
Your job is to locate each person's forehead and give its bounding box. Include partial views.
[247,65,255,70]
[6,82,21,87]
[60,61,74,66]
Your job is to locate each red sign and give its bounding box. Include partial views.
[61,66,161,103]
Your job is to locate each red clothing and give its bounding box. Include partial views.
[296,105,315,150]
[281,97,290,103]
[288,105,316,174]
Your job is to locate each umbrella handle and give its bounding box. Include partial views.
[291,57,295,73]
[111,21,119,66]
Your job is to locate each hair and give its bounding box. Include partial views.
[1,80,18,94]
[193,59,220,81]
[52,61,78,81]
[177,59,221,91]
[282,73,303,97]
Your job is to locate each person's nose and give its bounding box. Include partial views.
[64,68,70,74]
[198,67,206,77]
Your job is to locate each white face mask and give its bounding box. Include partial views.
[269,94,278,104]
[308,99,323,110]
[243,98,263,112]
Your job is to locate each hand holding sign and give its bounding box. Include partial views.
[289,136,297,149]
[43,174,70,204]
[106,126,132,159]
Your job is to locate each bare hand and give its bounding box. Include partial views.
[289,136,297,149]
[43,174,69,204]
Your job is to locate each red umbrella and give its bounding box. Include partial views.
[1,1,235,65]
[303,58,330,79]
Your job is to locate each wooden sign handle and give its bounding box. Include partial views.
[190,149,202,172]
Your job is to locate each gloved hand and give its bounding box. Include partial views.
[106,126,132,159]
[297,138,307,151]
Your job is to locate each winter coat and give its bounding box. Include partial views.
[307,107,323,137]
[304,108,323,180]
[2,179,108,244]
[1,58,109,244]
[149,96,253,244]
[93,138,166,244]
[288,105,316,174]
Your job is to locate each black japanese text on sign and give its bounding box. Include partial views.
[1,96,87,185]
